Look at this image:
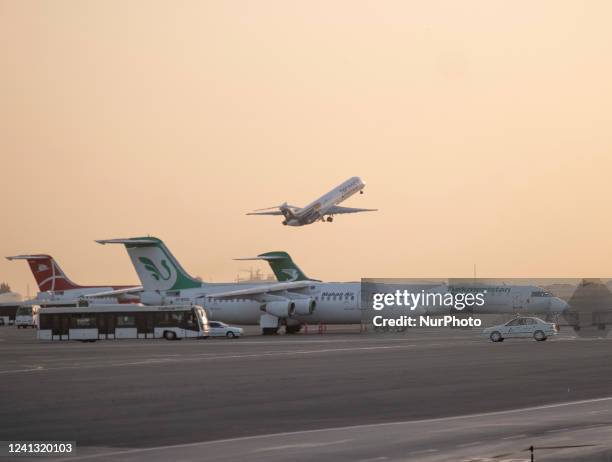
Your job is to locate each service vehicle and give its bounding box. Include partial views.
[208,321,243,338]
[15,305,39,328]
[483,316,558,342]
[37,304,209,341]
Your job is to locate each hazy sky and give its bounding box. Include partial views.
[2,1,612,295]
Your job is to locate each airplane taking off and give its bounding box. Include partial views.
[247,176,377,226]
[5,254,141,303]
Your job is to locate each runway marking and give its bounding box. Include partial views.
[0,366,44,374]
[51,396,612,461]
[0,345,416,374]
[254,439,352,452]
[501,434,527,440]
[580,423,607,429]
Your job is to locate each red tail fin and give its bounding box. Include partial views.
[6,255,81,291]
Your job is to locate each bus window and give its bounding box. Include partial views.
[184,312,197,329]
[71,314,96,328]
[116,315,136,327]
[170,312,184,324]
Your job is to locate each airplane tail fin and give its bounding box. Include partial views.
[6,254,82,292]
[247,203,298,221]
[278,203,297,221]
[235,251,314,282]
[96,237,203,292]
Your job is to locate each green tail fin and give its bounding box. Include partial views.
[257,251,312,282]
[96,237,203,291]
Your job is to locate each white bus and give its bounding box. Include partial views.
[37,304,209,341]
[15,305,39,328]
[0,303,21,325]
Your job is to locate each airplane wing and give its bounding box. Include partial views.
[82,286,143,298]
[206,281,312,299]
[326,206,378,214]
[246,210,284,216]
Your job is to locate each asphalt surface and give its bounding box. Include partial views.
[1,326,612,461]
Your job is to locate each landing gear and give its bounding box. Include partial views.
[262,327,279,335]
[285,324,302,334]
[326,216,333,222]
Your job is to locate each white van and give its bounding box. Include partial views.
[15,305,39,328]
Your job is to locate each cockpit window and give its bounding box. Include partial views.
[531,291,552,297]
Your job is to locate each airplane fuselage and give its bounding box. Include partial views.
[138,282,567,326]
[141,282,362,325]
[285,176,366,226]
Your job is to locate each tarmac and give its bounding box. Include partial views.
[1,326,611,461]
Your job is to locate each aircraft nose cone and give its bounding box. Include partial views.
[550,297,569,313]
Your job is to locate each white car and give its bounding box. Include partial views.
[483,317,558,342]
[208,321,243,338]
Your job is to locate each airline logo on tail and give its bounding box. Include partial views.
[281,268,299,282]
[128,246,179,291]
[139,257,173,281]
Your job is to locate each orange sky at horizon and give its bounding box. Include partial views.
[2,0,612,296]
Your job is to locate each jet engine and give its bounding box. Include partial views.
[264,300,295,318]
[292,298,316,315]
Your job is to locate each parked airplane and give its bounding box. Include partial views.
[239,251,569,317]
[247,176,377,226]
[96,237,568,334]
[96,237,360,334]
[5,254,140,304]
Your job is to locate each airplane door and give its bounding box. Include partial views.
[513,294,524,311]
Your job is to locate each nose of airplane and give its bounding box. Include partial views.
[550,297,569,313]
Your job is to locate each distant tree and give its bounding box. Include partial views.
[0,282,10,294]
